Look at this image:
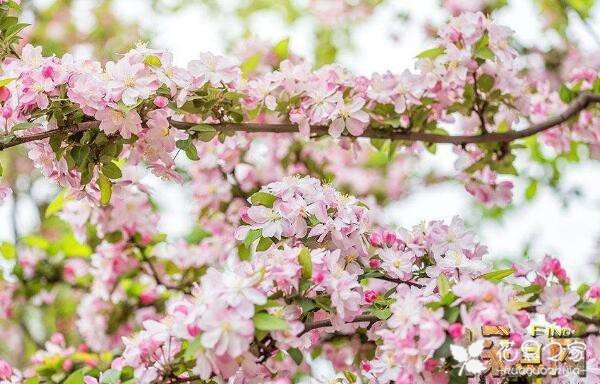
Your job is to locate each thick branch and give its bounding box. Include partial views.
[0,93,598,151]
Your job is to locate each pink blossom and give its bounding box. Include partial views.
[328,97,369,137]
[199,304,254,357]
[537,285,579,321]
[95,108,142,139]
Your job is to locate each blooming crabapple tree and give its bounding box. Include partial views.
[0,1,599,383]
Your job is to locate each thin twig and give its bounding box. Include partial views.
[300,314,381,336]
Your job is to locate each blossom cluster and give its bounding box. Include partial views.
[0,12,596,211]
[18,176,587,384]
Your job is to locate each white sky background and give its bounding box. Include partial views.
[1,0,599,282]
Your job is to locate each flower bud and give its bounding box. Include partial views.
[447,323,463,340]
[154,96,169,108]
[369,258,381,269]
[368,232,382,247]
[0,359,11,379]
[0,86,10,102]
[42,65,55,78]
[364,290,377,303]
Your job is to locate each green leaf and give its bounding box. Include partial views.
[190,124,218,142]
[525,179,538,201]
[253,312,289,331]
[244,228,262,248]
[102,162,122,179]
[0,161,2,177]
[474,46,494,61]
[249,191,277,207]
[477,74,495,93]
[120,367,134,381]
[0,77,15,87]
[144,55,162,67]
[298,247,312,280]
[437,274,451,297]
[559,84,573,103]
[45,190,67,217]
[288,348,303,365]
[98,174,112,205]
[370,306,391,320]
[10,122,36,132]
[64,369,86,384]
[184,336,203,361]
[416,46,445,59]
[176,139,199,160]
[481,268,513,283]
[100,369,121,384]
[256,237,273,252]
[273,38,290,60]
[0,242,15,259]
[241,53,261,77]
[343,371,358,383]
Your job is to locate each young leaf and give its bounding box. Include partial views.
[253,312,289,331]
[437,274,451,297]
[273,38,290,60]
[184,336,203,361]
[477,74,495,93]
[98,174,112,205]
[416,47,445,59]
[102,162,122,179]
[480,268,513,282]
[297,247,312,280]
[144,55,162,67]
[249,191,277,207]
[64,369,86,384]
[287,348,303,365]
[559,84,573,103]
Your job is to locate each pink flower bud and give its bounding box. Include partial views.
[383,230,397,247]
[42,65,54,78]
[154,96,169,108]
[361,360,372,372]
[240,206,252,224]
[511,262,528,277]
[140,290,157,305]
[187,324,200,337]
[312,271,324,284]
[0,359,11,379]
[369,232,383,247]
[554,316,569,327]
[447,323,463,340]
[364,290,377,303]
[0,87,10,102]
[1,106,12,119]
[588,284,600,299]
[509,332,523,348]
[62,359,73,371]
[424,358,439,371]
[50,332,65,346]
[369,258,381,269]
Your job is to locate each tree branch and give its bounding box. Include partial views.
[0,93,598,151]
[300,315,381,336]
